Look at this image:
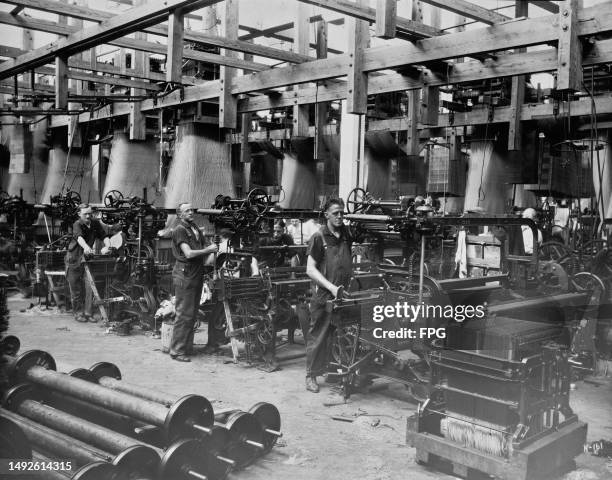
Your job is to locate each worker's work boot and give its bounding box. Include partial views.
[305,376,319,393]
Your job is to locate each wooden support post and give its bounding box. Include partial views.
[293,2,310,137]
[241,37,253,194]
[130,0,148,140]
[406,0,423,157]
[346,0,369,114]
[22,29,33,96]
[70,1,87,99]
[406,90,420,156]
[219,0,239,129]
[129,103,146,140]
[420,86,439,126]
[315,20,328,201]
[412,0,423,23]
[449,128,461,161]
[419,5,440,126]
[339,101,364,201]
[166,9,184,83]
[376,0,397,39]
[240,112,251,193]
[557,0,582,91]
[508,0,528,150]
[55,55,68,109]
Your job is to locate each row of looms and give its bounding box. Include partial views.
[1,1,612,480]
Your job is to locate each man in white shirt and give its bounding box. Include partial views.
[521,208,543,254]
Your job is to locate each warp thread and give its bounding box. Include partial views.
[165,123,235,211]
[441,414,511,458]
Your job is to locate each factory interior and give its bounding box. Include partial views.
[1,0,612,479]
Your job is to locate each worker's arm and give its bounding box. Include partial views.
[180,242,218,259]
[306,255,339,298]
[77,236,94,255]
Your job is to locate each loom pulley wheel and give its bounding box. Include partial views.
[244,188,271,215]
[104,190,124,207]
[346,187,368,214]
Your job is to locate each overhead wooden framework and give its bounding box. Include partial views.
[0,11,270,74]
[417,0,510,24]
[2,0,313,64]
[0,0,225,78]
[0,0,610,147]
[297,0,442,39]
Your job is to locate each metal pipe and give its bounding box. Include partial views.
[47,390,148,437]
[0,410,111,467]
[98,376,175,406]
[15,399,148,454]
[95,374,262,451]
[101,380,276,438]
[24,366,171,427]
[4,389,216,480]
[344,213,391,222]
[197,208,224,215]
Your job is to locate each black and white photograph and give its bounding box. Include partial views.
[0,1,611,479]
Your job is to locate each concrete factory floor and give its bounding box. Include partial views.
[6,293,612,480]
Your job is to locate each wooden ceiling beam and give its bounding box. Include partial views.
[5,0,311,64]
[0,0,223,79]
[36,66,161,90]
[529,1,559,14]
[298,0,442,39]
[3,44,166,81]
[235,35,612,112]
[0,12,270,74]
[418,0,510,25]
[375,0,396,39]
[43,3,612,125]
[46,33,612,128]
[237,24,344,55]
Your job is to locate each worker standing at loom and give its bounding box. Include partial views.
[521,207,543,254]
[65,204,117,323]
[304,198,353,393]
[169,202,218,362]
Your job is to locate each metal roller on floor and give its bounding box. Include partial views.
[89,362,273,466]
[1,334,21,356]
[0,414,32,460]
[67,368,97,383]
[28,452,119,480]
[248,402,282,452]
[1,408,132,480]
[3,384,225,480]
[88,363,235,470]
[44,369,157,441]
[220,411,266,468]
[68,462,119,480]
[63,372,233,480]
[212,403,282,452]
[7,351,214,443]
[31,457,118,480]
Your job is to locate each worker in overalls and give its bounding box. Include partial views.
[170,203,218,362]
[65,204,115,322]
[305,198,353,393]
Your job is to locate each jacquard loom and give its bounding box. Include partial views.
[406,315,587,480]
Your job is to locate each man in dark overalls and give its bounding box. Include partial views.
[170,203,218,362]
[305,198,353,392]
[65,204,114,322]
